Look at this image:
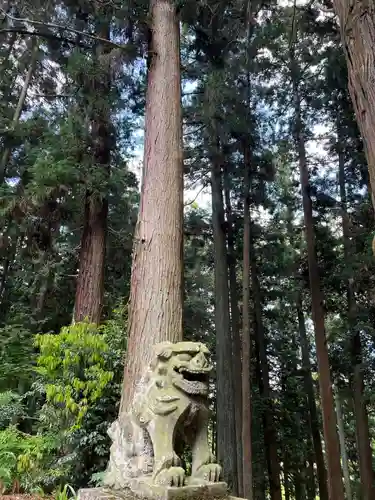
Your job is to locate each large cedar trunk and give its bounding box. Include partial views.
[119,0,183,411]
[292,67,345,499]
[332,1,375,210]
[337,128,375,500]
[211,151,238,492]
[74,22,111,325]
[296,296,328,500]
[223,164,243,496]
[250,220,282,500]
[241,145,253,500]
[74,195,108,323]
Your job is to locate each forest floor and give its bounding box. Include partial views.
[0,496,48,500]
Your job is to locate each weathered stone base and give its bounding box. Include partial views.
[78,484,237,500]
[130,480,227,500]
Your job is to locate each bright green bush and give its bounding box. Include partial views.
[0,313,126,492]
[35,322,114,428]
[0,426,58,493]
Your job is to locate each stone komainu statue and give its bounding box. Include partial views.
[105,341,222,489]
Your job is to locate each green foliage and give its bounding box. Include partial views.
[54,483,77,500]
[35,322,114,428]
[0,426,58,493]
[0,324,35,392]
[0,391,26,429]
[31,313,126,488]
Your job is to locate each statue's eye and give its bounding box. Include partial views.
[178,353,192,362]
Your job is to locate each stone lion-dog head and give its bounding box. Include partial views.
[149,341,213,397]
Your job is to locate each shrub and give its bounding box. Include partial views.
[0,426,58,493]
[0,391,26,429]
[35,322,114,429]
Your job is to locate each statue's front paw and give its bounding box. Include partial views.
[193,463,222,483]
[155,466,186,486]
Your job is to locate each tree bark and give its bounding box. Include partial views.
[294,468,306,500]
[211,149,238,492]
[296,296,329,500]
[119,0,183,411]
[223,163,243,497]
[241,144,253,500]
[254,350,267,500]
[306,452,316,500]
[74,20,112,325]
[334,390,352,500]
[332,0,375,210]
[250,216,282,500]
[352,336,374,500]
[337,126,375,500]
[292,62,345,498]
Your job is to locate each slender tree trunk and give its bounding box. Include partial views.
[74,21,112,324]
[0,38,39,182]
[334,390,352,500]
[212,395,217,457]
[337,129,375,500]
[352,337,374,500]
[250,214,282,500]
[118,0,183,411]
[294,468,306,500]
[241,144,253,500]
[223,164,243,496]
[332,1,375,210]
[296,296,329,500]
[306,453,316,500]
[0,256,10,302]
[291,56,345,500]
[0,234,23,322]
[211,149,238,493]
[283,452,290,500]
[254,350,267,500]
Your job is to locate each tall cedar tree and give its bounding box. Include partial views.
[211,144,238,491]
[337,118,375,500]
[74,17,112,324]
[118,0,183,412]
[332,1,375,209]
[242,143,253,500]
[289,40,345,500]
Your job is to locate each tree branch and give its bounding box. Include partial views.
[0,10,125,49]
[0,28,90,48]
[184,183,208,207]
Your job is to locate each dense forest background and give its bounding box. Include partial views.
[0,0,374,499]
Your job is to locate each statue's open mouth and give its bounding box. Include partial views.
[173,367,210,395]
[178,367,210,383]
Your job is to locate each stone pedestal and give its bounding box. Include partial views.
[78,485,241,500]
[128,480,227,500]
